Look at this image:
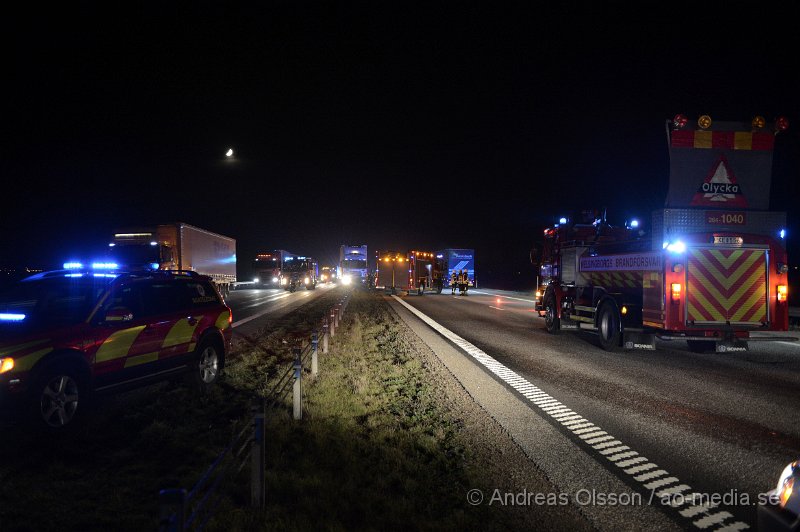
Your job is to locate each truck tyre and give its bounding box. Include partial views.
[597,302,622,351]
[544,292,560,334]
[29,361,88,431]
[187,336,224,392]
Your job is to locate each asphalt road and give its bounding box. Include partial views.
[399,288,800,529]
[226,283,336,335]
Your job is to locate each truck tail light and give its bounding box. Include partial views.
[671,283,682,301]
[777,285,788,302]
[228,310,233,325]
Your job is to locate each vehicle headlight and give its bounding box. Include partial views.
[304,277,310,284]
[776,461,799,512]
[342,274,352,285]
[0,357,14,374]
[281,278,287,285]
[254,277,260,283]
[272,277,279,283]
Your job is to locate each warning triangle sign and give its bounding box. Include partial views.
[690,154,748,208]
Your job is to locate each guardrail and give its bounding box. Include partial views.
[158,293,351,531]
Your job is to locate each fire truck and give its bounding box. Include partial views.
[281,256,318,292]
[374,250,446,294]
[534,115,794,352]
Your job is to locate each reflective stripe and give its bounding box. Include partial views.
[124,351,159,368]
[12,347,54,372]
[162,318,200,348]
[215,310,231,330]
[95,326,147,363]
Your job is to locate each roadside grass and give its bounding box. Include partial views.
[0,287,347,532]
[211,290,520,531]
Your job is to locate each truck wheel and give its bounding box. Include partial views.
[597,302,622,351]
[544,292,560,334]
[30,362,87,431]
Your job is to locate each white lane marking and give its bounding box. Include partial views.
[471,290,537,304]
[488,306,505,311]
[232,292,293,327]
[392,295,750,531]
[777,341,800,349]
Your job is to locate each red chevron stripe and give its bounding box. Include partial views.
[690,254,765,299]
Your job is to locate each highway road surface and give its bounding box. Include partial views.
[394,287,800,530]
[226,283,336,335]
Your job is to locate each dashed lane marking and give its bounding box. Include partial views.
[392,295,750,531]
[232,292,293,327]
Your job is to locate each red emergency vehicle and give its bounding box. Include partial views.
[534,115,794,352]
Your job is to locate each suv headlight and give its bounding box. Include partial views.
[0,357,14,374]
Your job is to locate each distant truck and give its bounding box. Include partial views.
[110,222,237,295]
[253,250,296,288]
[439,248,476,289]
[339,245,368,285]
[375,251,410,293]
[281,256,318,292]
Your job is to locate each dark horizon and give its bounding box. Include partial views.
[4,3,799,291]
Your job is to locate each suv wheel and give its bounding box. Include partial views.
[31,364,86,430]
[188,338,224,391]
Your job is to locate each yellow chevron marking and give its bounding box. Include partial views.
[689,289,725,322]
[692,270,763,316]
[162,318,200,348]
[691,251,762,292]
[733,132,753,150]
[215,310,231,330]
[95,326,146,363]
[12,347,54,373]
[124,351,159,368]
[694,130,713,148]
[729,285,767,322]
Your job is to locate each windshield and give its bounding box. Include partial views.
[342,259,367,269]
[111,244,161,267]
[0,275,113,329]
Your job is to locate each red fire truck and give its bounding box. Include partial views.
[534,115,794,352]
[374,250,446,294]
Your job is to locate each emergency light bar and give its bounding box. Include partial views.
[63,262,84,270]
[0,313,26,322]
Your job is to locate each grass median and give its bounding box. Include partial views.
[215,289,535,531]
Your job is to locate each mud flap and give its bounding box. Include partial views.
[716,340,748,353]
[623,331,656,350]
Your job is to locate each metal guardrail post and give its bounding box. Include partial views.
[293,347,302,420]
[311,331,319,377]
[329,309,336,337]
[334,304,340,328]
[251,398,265,508]
[322,320,329,354]
[158,488,186,532]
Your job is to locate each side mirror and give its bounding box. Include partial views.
[105,307,134,324]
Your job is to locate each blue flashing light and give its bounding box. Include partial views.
[630,219,639,228]
[780,229,786,239]
[0,313,26,321]
[559,217,567,224]
[666,241,686,253]
[436,254,443,259]
[150,241,158,246]
[64,262,84,270]
[93,273,118,278]
[66,273,84,278]
[150,263,160,270]
[109,243,116,247]
[91,262,119,270]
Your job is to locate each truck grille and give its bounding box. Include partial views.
[686,248,767,324]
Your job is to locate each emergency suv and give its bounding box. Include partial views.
[0,267,232,431]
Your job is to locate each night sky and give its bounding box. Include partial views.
[5,3,799,288]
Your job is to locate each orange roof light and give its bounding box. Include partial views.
[697,115,712,129]
[751,115,766,129]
